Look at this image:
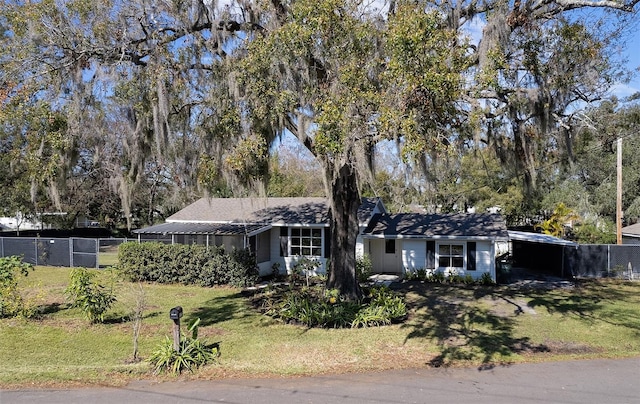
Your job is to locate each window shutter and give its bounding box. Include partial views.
[426,241,435,269]
[324,227,331,258]
[279,227,288,257]
[467,242,476,271]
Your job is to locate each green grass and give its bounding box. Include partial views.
[98,245,120,268]
[2,267,639,387]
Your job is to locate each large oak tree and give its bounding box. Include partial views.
[1,0,638,298]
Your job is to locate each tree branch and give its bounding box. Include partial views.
[554,0,640,11]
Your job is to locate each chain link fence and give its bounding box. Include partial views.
[0,237,131,268]
[564,244,640,279]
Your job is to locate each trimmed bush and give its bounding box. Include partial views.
[118,242,258,287]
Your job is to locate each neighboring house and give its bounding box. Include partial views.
[361,213,509,281]
[622,222,640,244]
[134,197,512,281]
[0,214,45,231]
[133,197,386,276]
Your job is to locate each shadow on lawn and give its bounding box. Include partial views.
[399,280,640,369]
[185,291,253,327]
[398,283,550,370]
[476,279,640,332]
[38,302,66,315]
[520,280,640,332]
[103,311,161,324]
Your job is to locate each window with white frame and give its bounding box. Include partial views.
[438,243,464,268]
[290,228,323,257]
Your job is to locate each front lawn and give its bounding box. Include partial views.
[1,266,639,387]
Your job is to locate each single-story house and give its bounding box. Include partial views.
[134,197,516,281]
[361,213,509,281]
[134,197,386,276]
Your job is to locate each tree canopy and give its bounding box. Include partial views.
[1,0,639,297]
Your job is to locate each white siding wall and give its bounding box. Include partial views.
[476,241,493,275]
[402,240,426,271]
[380,239,497,281]
[356,234,365,258]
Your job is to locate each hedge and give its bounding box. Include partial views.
[117,242,259,287]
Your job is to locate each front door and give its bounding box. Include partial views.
[370,239,401,273]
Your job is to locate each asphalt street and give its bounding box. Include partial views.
[2,357,639,404]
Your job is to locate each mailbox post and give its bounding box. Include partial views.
[169,306,183,352]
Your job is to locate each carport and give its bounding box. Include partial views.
[508,231,577,279]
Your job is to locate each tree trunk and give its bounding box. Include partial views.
[326,161,362,301]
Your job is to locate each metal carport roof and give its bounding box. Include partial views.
[508,230,577,246]
[132,222,271,237]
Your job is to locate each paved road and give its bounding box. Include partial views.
[2,358,639,404]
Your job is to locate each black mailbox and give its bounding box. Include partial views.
[169,306,183,320]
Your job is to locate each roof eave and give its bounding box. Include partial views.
[362,234,506,241]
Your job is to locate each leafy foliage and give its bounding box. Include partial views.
[356,254,373,283]
[117,242,259,287]
[0,256,36,318]
[148,336,220,375]
[148,317,219,375]
[573,221,616,244]
[64,268,116,323]
[291,256,322,286]
[536,203,579,238]
[479,272,496,286]
[404,270,485,285]
[255,284,406,328]
[1,0,638,298]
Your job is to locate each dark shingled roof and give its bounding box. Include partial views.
[166,197,327,224]
[134,197,383,235]
[163,197,381,226]
[622,222,640,238]
[363,213,508,239]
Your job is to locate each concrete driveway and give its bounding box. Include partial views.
[2,357,639,404]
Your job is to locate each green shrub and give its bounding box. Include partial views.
[65,268,116,323]
[430,272,446,283]
[479,272,495,286]
[117,242,258,287]
[291,256,321,286]
[415,268,427,281]
[352,286,407,327]
[356,255,373,283]
[148,318,220,375]
[148,336,219,375]
[262,284,406,329]
[447,274,463,284]
[228,248,260,287]
[0,256,35,318]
